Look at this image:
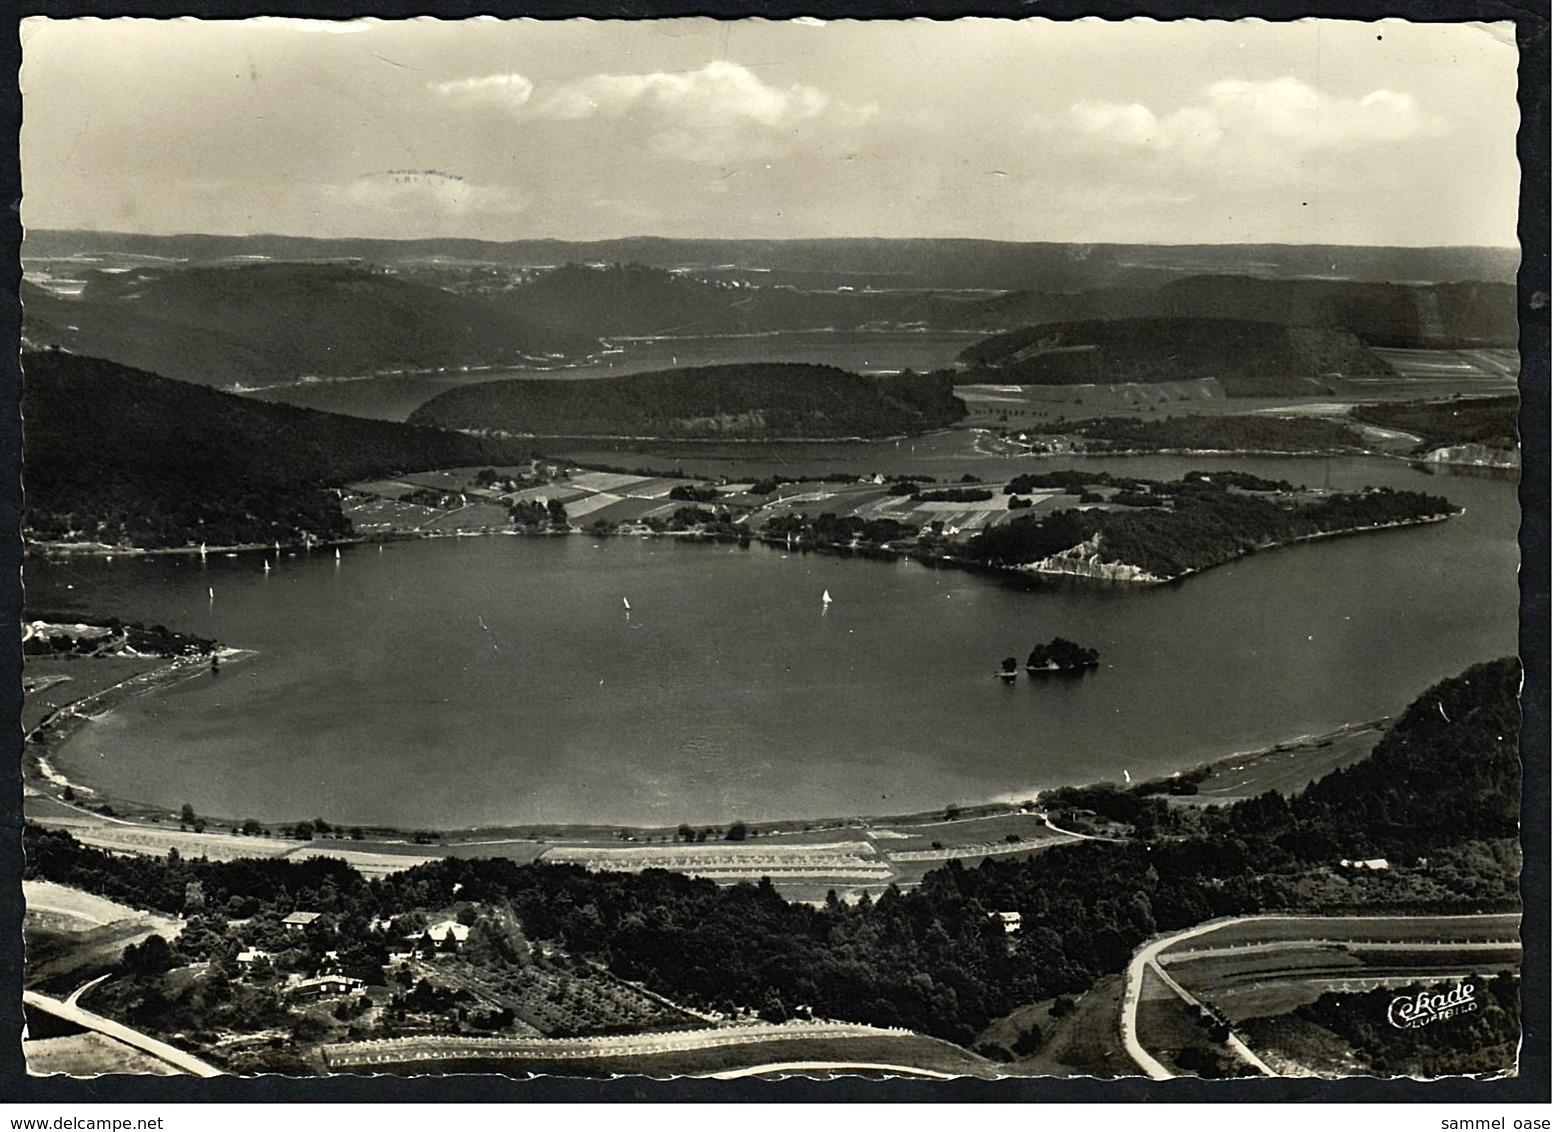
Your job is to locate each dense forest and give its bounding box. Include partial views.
[966,482,1457,580]
[22,351,538,548]
[1154,276,1519,349]
[410,363,965,440]
[1350,395,1520,453]
[1253,975,1521,1078]
[954,318,1390,395]
[25,659,1520,1049]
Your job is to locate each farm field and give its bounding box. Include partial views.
[23,881,183,991]
[23,1031,181,1077]
[1369,347,1520,380]
[1155,914,1521,1023]
[344,463,1061,545]
[321,1022,997,1078]
[1173,721,1389,803]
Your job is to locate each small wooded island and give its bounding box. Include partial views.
[1026,638,1101,673]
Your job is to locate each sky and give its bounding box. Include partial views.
[20,17,1521,246]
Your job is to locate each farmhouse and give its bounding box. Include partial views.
[412,920,471,956]
[290,973,363,998]
[282,911,323,932]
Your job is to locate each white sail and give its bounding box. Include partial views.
[623,597,631,610]
[263,562,271,574]
[821,590,832,605]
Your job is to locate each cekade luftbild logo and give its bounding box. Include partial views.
[1387,981,1480,1029]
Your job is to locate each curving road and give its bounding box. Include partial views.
[24,982,225,1077]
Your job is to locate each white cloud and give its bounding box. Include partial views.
[528,61,834,128]
[1067,77,1438,161]
[431,61,873,163]
[428,72,535,110]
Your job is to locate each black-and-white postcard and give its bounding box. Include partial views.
[14,12,1538,1093]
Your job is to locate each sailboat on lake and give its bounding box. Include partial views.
[821,589,832,608]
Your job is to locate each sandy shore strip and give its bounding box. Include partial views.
[23,656,1395,893]
[26,648,257,804]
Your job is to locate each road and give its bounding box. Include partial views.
[1121,918,1280,1080]
[24,982,224,1077]
[1120,913,1521,1080]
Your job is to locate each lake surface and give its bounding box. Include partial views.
[29,454,1518,830]
[243,330,985,422]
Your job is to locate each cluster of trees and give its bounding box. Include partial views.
[761,511,921,553]
[399,487,474,510]
[409,363,966,441]
[22,351,538,549]
[966,481,1457,579]
[1026,638,1100,672]
[1350,396,1519,453]
[24,660,1520,1051]
[668,484,720,502]
[898,487,994,504]
[1277,974,1520,1077]
[509,498,569,530]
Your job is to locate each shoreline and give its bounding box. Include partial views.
[22,646,1392,854]
[26,648,258,805]
[1007,509,1461,586]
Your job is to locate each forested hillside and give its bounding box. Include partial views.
[410,363,965,439]
[23,262,594,389]
[22,351,536,548]
[956,318,1390,395]
[1351,396,1520,453]
[965,479,1457,580]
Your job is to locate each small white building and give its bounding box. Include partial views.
[990,911,1023,935]
[290,973,363,998]
[1340,858,1390,871]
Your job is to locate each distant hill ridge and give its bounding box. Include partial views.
[23,261,594,391]
[22,350,536,549]
[955,317,1391,395]
[24,229,1521,289]
[409,363,965,440]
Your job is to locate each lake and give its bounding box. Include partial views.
[28,454,1517,830]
